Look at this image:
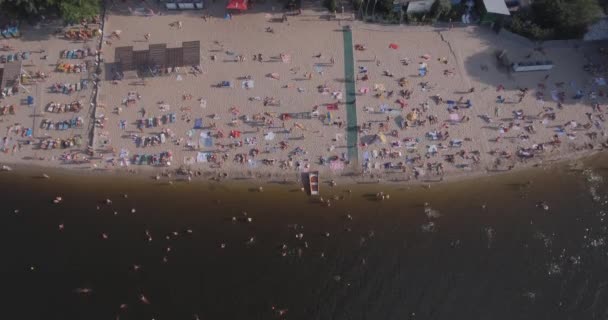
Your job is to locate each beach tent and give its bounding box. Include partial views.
[226,0,248,10]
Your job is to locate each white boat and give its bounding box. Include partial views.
[308,171,319,196]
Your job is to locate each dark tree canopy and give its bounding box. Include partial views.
[0,0,100,23]
[511,0,602,39]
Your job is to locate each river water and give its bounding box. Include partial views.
[3,155,608,320]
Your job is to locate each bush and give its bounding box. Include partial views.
[324,0,338,11]
[376,0,395,14]
[602,0,608,13]
[509,14,555,40]
[406,12,433,24]
[430,0,451,21]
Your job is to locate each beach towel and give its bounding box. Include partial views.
[330,160,345,171]
[199,132,213,147]
[241,80,254,89]
[264,132,275,141]
[199,99,207,109]
[194,118,203,129]
[326,103,339,110]
[314,65,324,73]
[196,152,208,163]
[204,135,213,147]
[360,87,369,94]
[389,43,399,49]
[363,151,370,161]
[551,90,560,102]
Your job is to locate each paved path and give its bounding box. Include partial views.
[342,26,359,170]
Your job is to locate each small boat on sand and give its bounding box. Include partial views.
[308,171,319,196]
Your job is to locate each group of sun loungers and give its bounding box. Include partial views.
[56,62,87,73]
[0,51,29,63]
[0,105,16,116]
[45,101,83,113]
[60,48,96,59]
[131,151,173,166]
[40,136,82,150]
[133,133,167,148]
[40,117,84,130]
[136,114,177,129]
[1,26,20,38]
[50,80,89,94]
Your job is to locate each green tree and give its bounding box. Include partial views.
[324,0,337,11]
[601,0,608,13]
[0,0,56,16]
[528,0,602,39]
[0,0,100,22]
[430,0,452,21]
[58,0,100,23]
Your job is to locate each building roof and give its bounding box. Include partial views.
[0,61,22,89]
[406,0,434,14]
[483,0,511,15]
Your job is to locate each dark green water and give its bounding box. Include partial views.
[2,154,608,320]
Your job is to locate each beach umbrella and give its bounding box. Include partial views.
[378,133,387,143]
[264,132,275,141]
[406,112,417,121]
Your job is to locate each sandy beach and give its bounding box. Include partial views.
[0,0,607,185]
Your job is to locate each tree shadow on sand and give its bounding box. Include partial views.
[463,29,604,107]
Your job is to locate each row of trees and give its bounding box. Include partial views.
[350,0,456,23]
[0,0,100,23]
[509,0,603,40]
[346,0,604,40]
